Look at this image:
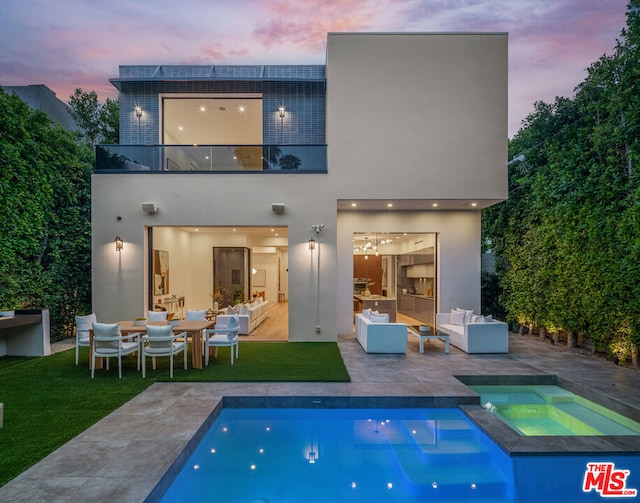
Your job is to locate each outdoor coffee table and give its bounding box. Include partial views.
[408,325,450,353]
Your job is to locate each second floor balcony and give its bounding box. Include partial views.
[95,144,327,173]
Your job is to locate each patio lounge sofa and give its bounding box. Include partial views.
[436,310,508,354]
[355,311,407,354]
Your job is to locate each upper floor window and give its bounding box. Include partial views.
[162,95,262,145]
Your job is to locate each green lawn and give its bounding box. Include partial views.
[0,342,349,486]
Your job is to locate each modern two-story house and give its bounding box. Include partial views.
[91,32,508,342]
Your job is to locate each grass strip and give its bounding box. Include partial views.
[0,341,349,486]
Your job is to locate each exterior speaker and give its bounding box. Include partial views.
[272,203,285,214]
[141,202,158,214]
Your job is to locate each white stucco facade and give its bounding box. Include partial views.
[91,32,508,342]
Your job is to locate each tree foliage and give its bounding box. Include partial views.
[483,0,640,362]
[0,86,93,340]
[68,88,119,145]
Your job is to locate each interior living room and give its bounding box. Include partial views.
[149,226,288,341]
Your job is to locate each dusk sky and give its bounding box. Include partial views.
[0,0,630,137]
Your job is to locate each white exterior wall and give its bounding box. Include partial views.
[91,173,337,342]
[326,33,507,335]
[325,33,507,201]
[91,32,507,343]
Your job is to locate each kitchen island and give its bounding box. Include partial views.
[353,295,397,322]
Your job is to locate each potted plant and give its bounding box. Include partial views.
[210,290,224,311]
[134,317,147,326]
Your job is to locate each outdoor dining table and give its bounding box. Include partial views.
[89,319,216,370]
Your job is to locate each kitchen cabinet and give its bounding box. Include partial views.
[406,263,434,278]
[398,294,415,312]
[414,296,434,324]
[398,294,434,324]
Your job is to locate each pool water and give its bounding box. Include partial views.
[160,408,514,502]
[470,385,640,436]
[156,407,639,502]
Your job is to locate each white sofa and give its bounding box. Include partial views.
[436,311,508,354]
[218,298,270,335]
[355,313,407,354]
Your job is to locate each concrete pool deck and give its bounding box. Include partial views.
[1,332,639,502]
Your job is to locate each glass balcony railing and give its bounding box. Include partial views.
[95,144,327,173]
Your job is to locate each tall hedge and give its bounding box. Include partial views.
[0,87,93,340]
[483,1,640,363]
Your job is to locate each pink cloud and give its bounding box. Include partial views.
[253,0,390,53]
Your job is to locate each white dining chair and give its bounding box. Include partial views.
[91,322,140,378]
[205,315,240,365]
[141,324,187,378]
[75,313,97,365]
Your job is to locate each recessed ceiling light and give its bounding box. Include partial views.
[194,228,199,232]
[199,106,206,112]
[351,202,357,207]
[233,228,237,232]
[432,203,439,207]
[471,202,478,207]
[270,228,274,232]
[239,106,246,112]
[387,203,393,208]
[178,126,184,131]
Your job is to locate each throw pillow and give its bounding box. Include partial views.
[450,309,466,326]
[483,314,493,323]
[92,322,121,349]
[239,304,248,315]
[471,314,483,324]
[225,306,235,315]
[456,307,474,324]
[185,309,207,321]
[146,324,173,348]
[370,314,389,323]
[362,308,372,319]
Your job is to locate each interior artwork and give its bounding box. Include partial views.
[153,249,170,295]
[253,269,266,287]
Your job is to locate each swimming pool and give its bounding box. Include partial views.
[469,385,640,436]
[155,407,639,502]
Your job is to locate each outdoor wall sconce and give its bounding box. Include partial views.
[141,202,158,214]
[278,105,286,119]
[134,105,142,119]
[308,451,316,464]
[309,238,316,250]
[114,236,123,252]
